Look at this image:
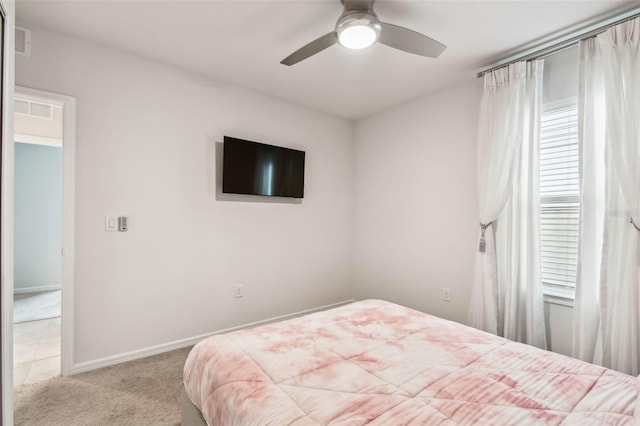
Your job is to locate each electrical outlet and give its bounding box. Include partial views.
[442,287,451,302]
[234,284,244,299]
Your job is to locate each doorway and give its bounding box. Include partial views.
[12,95,62,385]
[12,87,75,387]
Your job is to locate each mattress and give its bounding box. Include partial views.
[183,299,638,425]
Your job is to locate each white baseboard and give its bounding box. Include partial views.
[70,299,356,376]
[14,285,61,294]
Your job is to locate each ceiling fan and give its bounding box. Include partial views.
[280,0,446,66]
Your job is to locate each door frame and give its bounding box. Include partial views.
[0,0,14,423]
[14,86,76,377]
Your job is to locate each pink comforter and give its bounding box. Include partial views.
[184,300,637,425]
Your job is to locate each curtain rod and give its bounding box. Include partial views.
[476,7,640,78]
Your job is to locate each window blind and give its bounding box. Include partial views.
[539,103,579,296]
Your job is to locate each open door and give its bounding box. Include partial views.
[0,1,15,424]
[0,7,4,421]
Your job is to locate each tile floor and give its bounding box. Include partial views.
[14,317,61,387]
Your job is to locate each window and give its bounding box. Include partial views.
[539,99,579,299]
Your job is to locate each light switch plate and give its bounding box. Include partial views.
[105,216,117,232]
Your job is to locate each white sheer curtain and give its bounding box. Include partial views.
[572,37,606,365]
[573,17,640,375]
[469,61,547,348]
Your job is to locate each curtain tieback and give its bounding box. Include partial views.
[478,221,493,252]
[630,217,640,232]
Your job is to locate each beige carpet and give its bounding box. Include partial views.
[14,346,192,425]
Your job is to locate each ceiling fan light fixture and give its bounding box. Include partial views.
[336,11,381,50]
[338,25,377,49]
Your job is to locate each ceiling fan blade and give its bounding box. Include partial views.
[281,32,338,66]
[378,22,446,58]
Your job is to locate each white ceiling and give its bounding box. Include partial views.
[16,0,638,120]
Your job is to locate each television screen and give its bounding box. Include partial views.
[222,136,305,198]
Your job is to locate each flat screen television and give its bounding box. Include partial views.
[222,136,305,198]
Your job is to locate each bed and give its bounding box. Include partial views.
[182,299,638,425]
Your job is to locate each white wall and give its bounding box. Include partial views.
[353,79,575,354]
[542,46,578,104]
[14,142,62,291]
[353,81,482,324]
[545,303,573,356]
[15,22,354,366]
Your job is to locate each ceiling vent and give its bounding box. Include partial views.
[30,102,52,118]
[14,99,29,114]
[15,26,31,57]
[15,98,53,119]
